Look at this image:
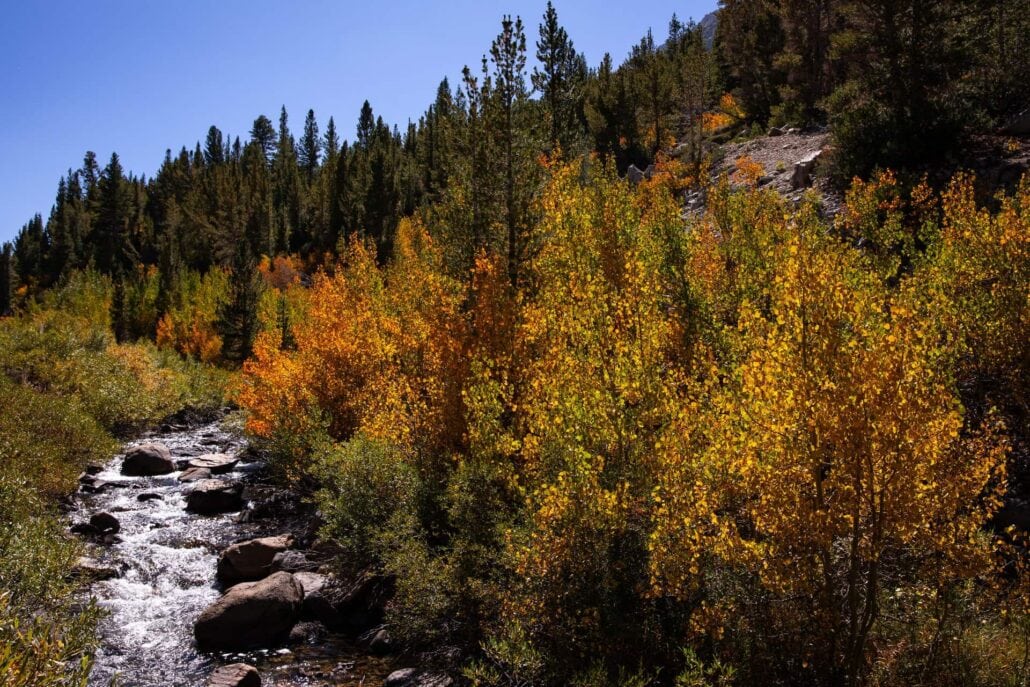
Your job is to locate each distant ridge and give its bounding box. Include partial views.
[700,10,718,49]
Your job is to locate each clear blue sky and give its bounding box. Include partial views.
[0,0,716,245]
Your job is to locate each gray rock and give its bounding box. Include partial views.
[70,557,120,581]
[188,453,239,475]
[217,535,294,584]
[369,627,392,655]
[194,572,303,650]
[791,150,822,189]
[186,479,244,515]
[121,443,175,476]
[384,670,453,687]
[206,663,261,687]
[271,550,316,573]
[385,669,418,687]
[768,126,784,137]
[626,164,646,184]
[179,467,213,483]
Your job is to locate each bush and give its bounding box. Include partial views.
[314,435,421,567]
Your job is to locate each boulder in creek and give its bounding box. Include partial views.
[121,443,175,476]
[90,512,120,535]
[188,453,239,475]
[179,467,213,483]
[206,663,261,687]
[384,669,453,687]
[186,479,244,515]
[271,550,317,574]
[137,492,163,502]
[194,571,303,650]
[69,557,120,581]
[217,534,294,585]
[301,571,393,634]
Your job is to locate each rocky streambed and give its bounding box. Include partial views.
[68,415,422,687]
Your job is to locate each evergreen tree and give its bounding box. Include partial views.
[532,1,588,154]
[0,242,13,315]
[630,29,676,156]
[250,115,277,162]
[93,153,138,275]
[715,0,784,125]
[357,100,375,149]
[299,109,321,180]
[217,239,263,363]
[324,116,340,159]
[489,15,532,289]
[204,125,225,166]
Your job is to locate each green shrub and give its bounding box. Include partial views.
[314,435,421,566]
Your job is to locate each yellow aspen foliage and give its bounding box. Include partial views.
[503,160,687,660]
[651,202,1008,683]
[154,267,227,363]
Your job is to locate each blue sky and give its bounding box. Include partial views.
[0,0,716,245]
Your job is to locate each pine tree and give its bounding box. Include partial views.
[630,29,676,156]
[250,115,277,162]
[0,242,13,315]
[715,0,784,125]
[324,116,340,159]
[490,15,530,289]
[299,109,321,180]
[357,101,375,150]
[532,1,587,154]
[204,125,225,166]
[217,239,263,363]
[93,153,138,275]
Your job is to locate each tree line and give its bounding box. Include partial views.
[0,3,724,331]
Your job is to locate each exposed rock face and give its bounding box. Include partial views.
[217,534,294,584]
[179,467,212,483]
[194,572,303,650]
[186,479,244,514]
[206,663,261,687]
[188,454,239,474]
[121,443,175,476]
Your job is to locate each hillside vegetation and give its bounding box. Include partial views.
[0,2,1027,686]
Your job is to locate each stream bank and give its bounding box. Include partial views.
[70,414,398,686]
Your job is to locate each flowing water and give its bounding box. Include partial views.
[73,419,394,687]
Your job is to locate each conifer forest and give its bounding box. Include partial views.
[1,2,1028,686]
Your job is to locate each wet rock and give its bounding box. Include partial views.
[385,669,418,686]
[90,512,120,535]
[194,571,303,650]
[288,621,325,644]
[84,464,104,475]
[206,662,261,687]
[368,627,392,655]
[217,534,294,584]
[179,467,213,483]
[70,557,120,581]
[121,443,175,476]
[137,492,163,502]
[186,479,244,514]
[271,550,317,574]
[189,453,239,474]
[302,572,393,634]
[384,669,453,687]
